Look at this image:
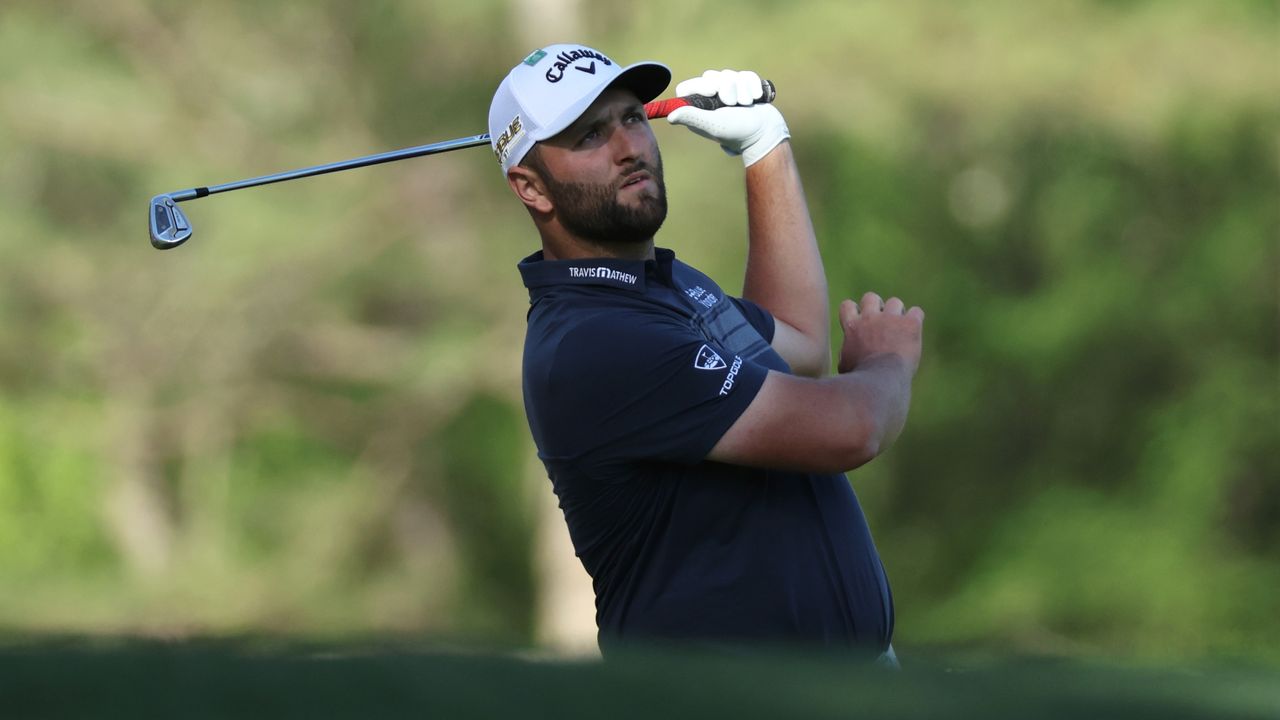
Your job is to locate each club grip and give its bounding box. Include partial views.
[644,79,777,119]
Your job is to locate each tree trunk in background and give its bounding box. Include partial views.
[103,393,174,578]
[531,458,599,656]
[512,0,581,52]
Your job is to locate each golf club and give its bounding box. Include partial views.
[149,81,776,250]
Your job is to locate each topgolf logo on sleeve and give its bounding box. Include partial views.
[718,355,744,396]
[694,345,727,371]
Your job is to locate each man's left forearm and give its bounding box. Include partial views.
[744,142,831,376]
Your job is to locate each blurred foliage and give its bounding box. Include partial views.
[0,0,1276,667]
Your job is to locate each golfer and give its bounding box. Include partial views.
[491,44,923,664]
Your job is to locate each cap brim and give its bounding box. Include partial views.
[611,62,671,104]
[531,60,671,143]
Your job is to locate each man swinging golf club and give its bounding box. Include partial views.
[494,44,923,665]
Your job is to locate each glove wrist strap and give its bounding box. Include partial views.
[743,126,791,167]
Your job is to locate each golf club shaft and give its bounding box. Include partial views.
[162,81,776,203]
[165,134,491,202]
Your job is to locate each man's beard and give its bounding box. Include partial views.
[542,154,668,246]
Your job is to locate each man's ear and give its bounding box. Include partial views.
[507,166,553,214]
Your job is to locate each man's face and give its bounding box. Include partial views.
[526,86,667,245]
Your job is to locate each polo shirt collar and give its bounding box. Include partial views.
[518,248,677,294]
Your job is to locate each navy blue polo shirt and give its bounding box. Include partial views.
[518,247,894,655]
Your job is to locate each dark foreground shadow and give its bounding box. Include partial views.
[0,636,1275,719]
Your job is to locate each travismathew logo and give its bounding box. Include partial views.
[568,266,638,285]
[694,345,727,371]
[545,48,613,83]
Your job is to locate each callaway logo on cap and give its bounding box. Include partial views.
[488,43,671,173]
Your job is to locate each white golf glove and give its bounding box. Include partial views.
[666,69,790,167]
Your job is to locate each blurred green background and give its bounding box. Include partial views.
[0,0,1276,674]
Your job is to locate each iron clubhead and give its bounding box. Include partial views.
[149,194,193,249]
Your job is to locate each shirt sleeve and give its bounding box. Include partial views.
[535,309,770,466]
[729,296,776,344]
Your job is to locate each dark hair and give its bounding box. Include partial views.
[519,143,548,178]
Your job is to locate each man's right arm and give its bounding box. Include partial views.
[708,292,924,474]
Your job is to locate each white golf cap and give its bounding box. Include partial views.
[488,43,670,174]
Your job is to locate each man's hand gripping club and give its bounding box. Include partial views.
[667,70,791,167]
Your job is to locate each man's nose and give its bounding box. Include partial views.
[611,124,647,165]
